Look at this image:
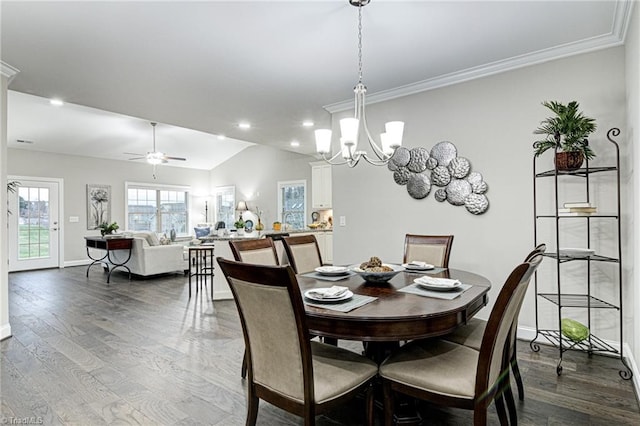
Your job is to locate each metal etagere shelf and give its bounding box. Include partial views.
[529,127,632,380]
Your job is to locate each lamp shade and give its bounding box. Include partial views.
[236,201,248,211]
[315,129,332,154]
[339,118,359,147]
[384,121,404,149]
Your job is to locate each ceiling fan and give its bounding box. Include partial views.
[125,122,187,179]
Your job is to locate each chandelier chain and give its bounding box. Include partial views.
[357,5,363,84]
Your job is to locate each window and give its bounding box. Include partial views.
[126,183,189,236]
[214,186,235,229]
[277,180,306,230]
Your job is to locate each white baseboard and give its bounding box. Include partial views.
[64,259,92,268]
[213,290,233,301]
[0,323,12,341]
[517,325,639,402]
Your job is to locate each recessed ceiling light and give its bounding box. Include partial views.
[50,99,64,106]
[238,122,251,130]
[290,141,300,147]
[302,121,314,127]
[217,135,226,140]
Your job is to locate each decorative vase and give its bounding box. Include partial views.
[170,228,176,242]
[555,151,584,171]
[255,219,264,231]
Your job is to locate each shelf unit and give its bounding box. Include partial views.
[529,128,631,380]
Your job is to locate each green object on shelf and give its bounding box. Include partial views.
[561,318,589,343]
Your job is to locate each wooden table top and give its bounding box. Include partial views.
[297,268,491,342]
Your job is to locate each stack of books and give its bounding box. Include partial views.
[558,202,597,216]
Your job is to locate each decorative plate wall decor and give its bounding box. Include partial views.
[389,141,489,215]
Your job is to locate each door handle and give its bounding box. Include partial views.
[51,228,58,231]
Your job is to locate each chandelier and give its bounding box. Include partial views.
[315,0,404,167]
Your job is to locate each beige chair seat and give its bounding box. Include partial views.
[442,317,485,350]
[380,339,478,400]
[311,342,378,403]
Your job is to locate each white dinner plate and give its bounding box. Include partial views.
[304,289,354,303]
[416,282,462,292]
[414,277,462,292]
[315,266,350,276]
[402,262,435,271]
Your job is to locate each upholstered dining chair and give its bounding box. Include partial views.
[442,243,547,403]
[229,238,280,379]
[379,254,543,426]
[403,234,454,268]
[229,238,279,266]
[282,234,324,274]
[217,258,377,426]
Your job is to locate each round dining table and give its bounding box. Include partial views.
[297,268,491,344]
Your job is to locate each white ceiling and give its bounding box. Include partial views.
[1,1,634,169]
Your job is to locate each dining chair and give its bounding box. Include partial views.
[229,238,279,266]
[217,258,377,426]
[403,234,454,268]
[229,238,280,379]
[441,243,547,403]
[282,234,324,274]
[379,254,543,426]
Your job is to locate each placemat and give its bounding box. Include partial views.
[403,267,447,275]
[304,294,377,312]
[399,282,472,300]
[300,271,355,282]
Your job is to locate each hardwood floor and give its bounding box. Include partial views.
[2,267,639,425]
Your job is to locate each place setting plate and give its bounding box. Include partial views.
[304,286,354,303]
[414,276,462,292]
[314,266,351,276]
[402,261,435,271]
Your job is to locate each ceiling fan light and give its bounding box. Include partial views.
[147,152,165,165]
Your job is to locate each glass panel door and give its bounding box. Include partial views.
[8,179,60,271]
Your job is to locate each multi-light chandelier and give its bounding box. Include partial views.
[315,0,404,167]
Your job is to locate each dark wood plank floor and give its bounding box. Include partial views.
[2,267,638,425]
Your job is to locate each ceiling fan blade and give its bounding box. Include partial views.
[128,156,146,161]
[124,152,145,156]
[164,156,187,161]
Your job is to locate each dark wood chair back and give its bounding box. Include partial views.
[403,234,454,268]
[282,235,323,274]
[229,238,279,265]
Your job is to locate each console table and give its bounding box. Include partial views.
[85,236,133,283]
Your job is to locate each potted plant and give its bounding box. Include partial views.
[533,100,596,171]
[234,218,245,235]
[98,221,119,237]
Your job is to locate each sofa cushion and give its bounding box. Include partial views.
[194,227,211,238]
[134,231,160,246]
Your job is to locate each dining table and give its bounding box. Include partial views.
[297,267,491,361]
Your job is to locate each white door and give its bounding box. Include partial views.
[8,178,61,271]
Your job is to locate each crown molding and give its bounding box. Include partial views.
[1,62,20,83]
[325,0,634,114]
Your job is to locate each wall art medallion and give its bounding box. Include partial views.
[388,141,489,214]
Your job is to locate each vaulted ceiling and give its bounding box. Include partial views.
[1,1,634,170]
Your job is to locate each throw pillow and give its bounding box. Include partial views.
[135,231,160,246]
[194,227,211,238]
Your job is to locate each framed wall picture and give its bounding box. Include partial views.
[87,184,111,230]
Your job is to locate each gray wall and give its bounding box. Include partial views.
[7,149,211,262]
[331,47,630,347]
[625,3,639,382]
[209,144,316,227]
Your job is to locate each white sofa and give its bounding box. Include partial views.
[109,231,188,277]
